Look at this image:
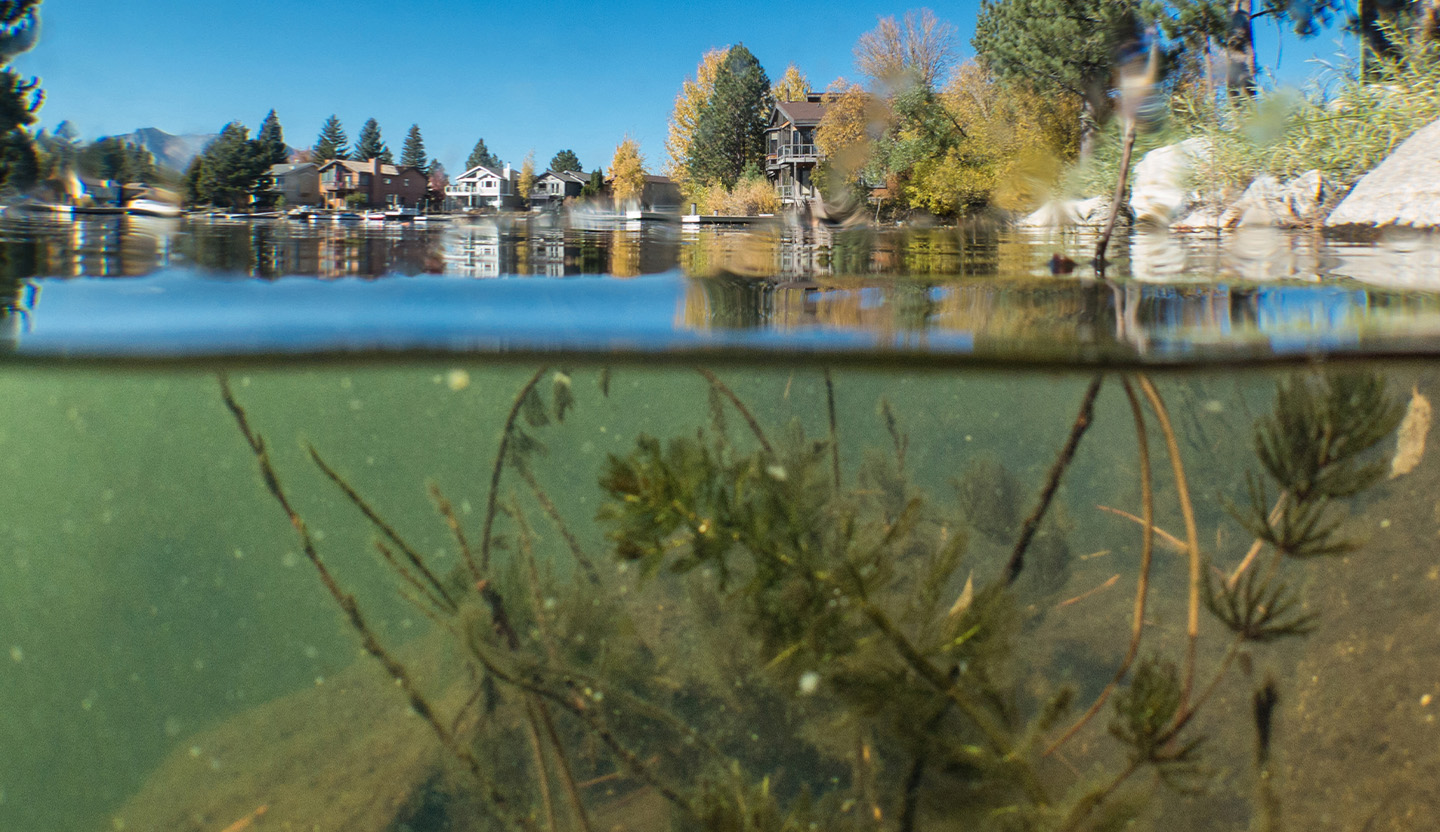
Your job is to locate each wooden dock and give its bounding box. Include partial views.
[680,213,775,226]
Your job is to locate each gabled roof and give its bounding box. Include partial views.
[539,169,589,185]
[317,158,421,178]
[770,99,829,129]
[455,164,512,182]
[268,163,316,175]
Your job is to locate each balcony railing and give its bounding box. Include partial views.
[776,144,818,160]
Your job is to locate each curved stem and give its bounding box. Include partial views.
[1045,380,1155,757]
[696,367,775,456]
[481,367,549,573]
[1136,375,1203,711]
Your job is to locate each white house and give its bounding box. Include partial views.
[445,163,520,210]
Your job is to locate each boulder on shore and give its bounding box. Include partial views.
[1130,138,1211,226]
[1327,117,1440,228]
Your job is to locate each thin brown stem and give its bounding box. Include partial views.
[1095,116,1138,272]
[516,464,602,586]
[824,368,841,489]
[217,376,528,831]
[429,481,478,577]
[1227,492,1287,588]
[372,539,452,615]
[308,446,458,612]
[1045,377,1155,757]
[1137,375,1203,712]
[523,697,560,832]
[481,367,549,572]
[696,367,775,456]
[1006,375,1104,585]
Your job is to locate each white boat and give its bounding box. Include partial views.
[125,198,183,218]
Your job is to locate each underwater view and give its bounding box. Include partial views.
[3,306,1440,831]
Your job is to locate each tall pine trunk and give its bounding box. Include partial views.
[1225,0,1257,101]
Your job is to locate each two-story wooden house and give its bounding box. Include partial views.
[445,164,520,211]
[265,162,321,206]
[317,158,427,209]
[528,170,589,209]
[764,94,829,208]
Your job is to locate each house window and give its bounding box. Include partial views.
[385,178,392,185]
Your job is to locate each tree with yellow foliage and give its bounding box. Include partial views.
[664,47,727,186]
[814,80,879,196]
[771,63,810,102]
[517,150,536,199]
[608,137,647,207]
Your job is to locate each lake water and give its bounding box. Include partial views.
[3,215,1440,832]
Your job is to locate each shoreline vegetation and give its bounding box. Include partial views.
[6,2,1440,230]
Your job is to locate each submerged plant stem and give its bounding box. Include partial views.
[216,376,527,830]
[482,367,550,572]
[696,367,775,456]
[1006,375,1104,585]
[1137,375,1203,711]
[825,368,841,489]
[1046,377,1155,757]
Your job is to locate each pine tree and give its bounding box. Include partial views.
[0,0,42,191]
[194,122,270,208]
[972,0,1133,158]
[664,47,727,185]
[549,149,582,173]
[688,44,772,189]
[353,117,390,163]
[400,124,428,171]
[312,115,348,164]
[466,137,500,171]
[257,109,288,166]
[581,168,604,198]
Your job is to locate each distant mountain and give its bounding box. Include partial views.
[109,128,217,172]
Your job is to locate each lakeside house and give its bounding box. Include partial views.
[529,170,589,209]
[317,158,427,209]
[265,162,320,206]
[446,164,521,210]
[765,93,829,208]
[606,174,683,212]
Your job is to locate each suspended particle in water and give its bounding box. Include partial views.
[8,645,20,663]
[1203,399,1225,414]
[798,671,821,695]
[164,716,183,737]
[281,550,299,568]
[766,465,788,481]
[446,369,471,391]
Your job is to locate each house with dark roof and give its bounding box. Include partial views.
[317,158,427,209]
[529,170,589,209]
[445,164,520,210]
[765,93,829,207]
[265,162,320,206]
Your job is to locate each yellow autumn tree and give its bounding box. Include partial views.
[815,80,881,187]
[517,150,536,199]
[771,63,810,102]
[903,61,1079,214]
[608,136,647,207]
[664,47,728,186]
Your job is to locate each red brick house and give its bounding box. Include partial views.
[317,158,428,209]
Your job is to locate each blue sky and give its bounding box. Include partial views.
[13,0,1356,176]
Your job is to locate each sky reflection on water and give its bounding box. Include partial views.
[4,215,1440,363]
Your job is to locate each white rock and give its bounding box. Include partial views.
[1130,138,1212,227]
[1219,174,1287,228]
[1016,195,1113,227]
[1281,169,1329,226]
[1327,117,1440,228]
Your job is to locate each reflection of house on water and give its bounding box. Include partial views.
[443,223,515,278]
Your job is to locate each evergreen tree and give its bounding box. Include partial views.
[257,109,287,166]
[973,0,1136,158]
[549,149,582,173]
[687,45,772,189]
[194,122,270,208]
[581,168,604,198]
[466,137,501,170]
[353,117,391,163]
[79,137,157,183]
[312,115,348,164]
[0,0,42,191]
[400,124,428,171]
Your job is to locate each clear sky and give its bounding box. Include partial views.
[12,0,1356,176]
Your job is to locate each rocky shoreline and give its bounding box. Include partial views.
[1019,116,1440,233]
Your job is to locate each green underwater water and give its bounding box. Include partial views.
[0,359,1436,832]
